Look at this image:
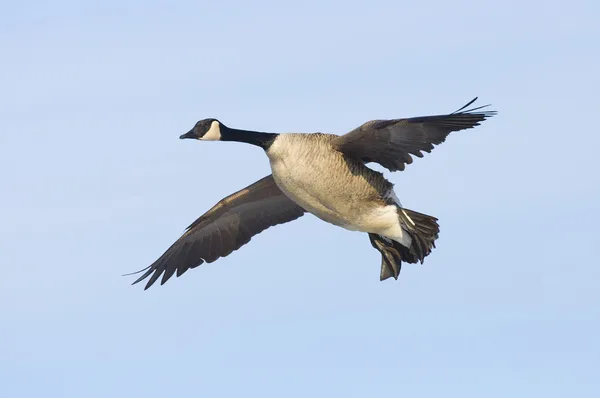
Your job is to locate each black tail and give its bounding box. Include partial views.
[368,209,440,281]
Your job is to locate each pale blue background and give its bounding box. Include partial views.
[1,1,599,397]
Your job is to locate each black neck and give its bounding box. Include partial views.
[220,126,278,150]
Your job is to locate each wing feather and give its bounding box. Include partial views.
[129,175,305,289]
[332,97,496,171]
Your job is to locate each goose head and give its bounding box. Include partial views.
[180,118,223,141]
[179,119,278,149]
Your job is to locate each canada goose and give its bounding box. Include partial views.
[128,98,496,289]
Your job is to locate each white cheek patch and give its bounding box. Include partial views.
[201,120,222,141]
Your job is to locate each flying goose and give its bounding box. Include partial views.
[129,98,496,289]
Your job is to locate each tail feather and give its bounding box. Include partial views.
[369,208,440,281]
[397,208,439,264]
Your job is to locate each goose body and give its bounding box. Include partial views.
[266,133,411,246]
[129,98,496,289]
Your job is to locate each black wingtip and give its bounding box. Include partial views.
[453,97,478,113]
[126,266,157,289]
[122,266,151,277]
[452,97,498,117]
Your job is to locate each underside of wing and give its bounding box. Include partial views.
[128,175,305,289]
[332,97,497,171]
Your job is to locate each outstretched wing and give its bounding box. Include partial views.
[129,175,305,289]
[332,97,496,172]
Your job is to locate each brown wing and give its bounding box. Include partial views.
[331,97,497,172]
[129,175,305,289]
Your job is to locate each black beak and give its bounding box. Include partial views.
[180,129,197,139]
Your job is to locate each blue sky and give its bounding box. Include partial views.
[1,1,599,397]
